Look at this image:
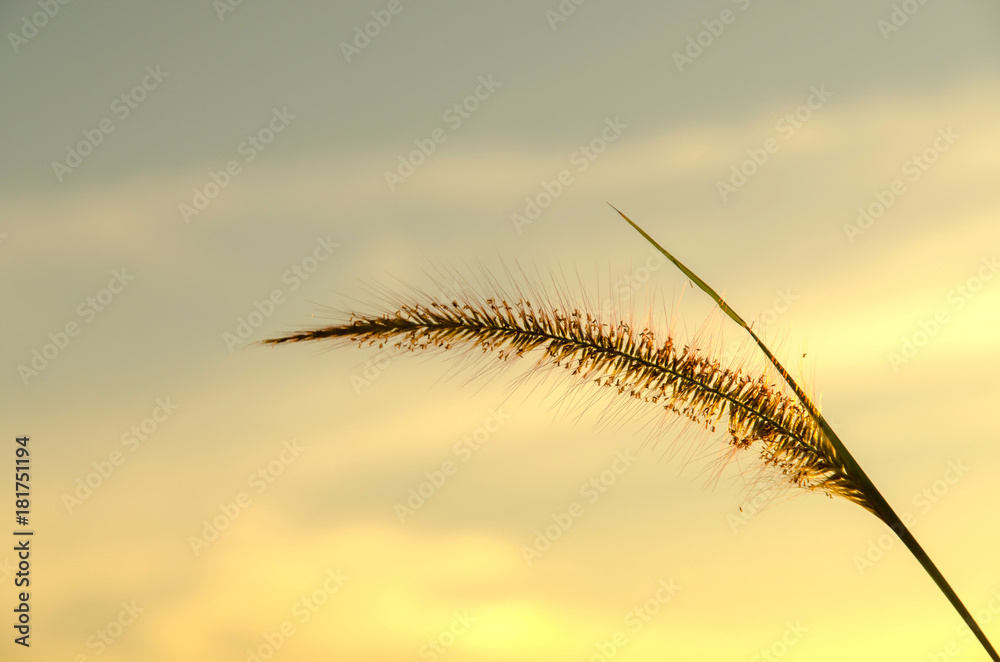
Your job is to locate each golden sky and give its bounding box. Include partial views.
[2,1,999,660]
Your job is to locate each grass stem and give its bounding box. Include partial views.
[611,204,998,661]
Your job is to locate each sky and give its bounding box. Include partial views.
[2,1,1000,660]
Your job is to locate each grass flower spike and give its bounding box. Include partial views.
[264,209,998,660]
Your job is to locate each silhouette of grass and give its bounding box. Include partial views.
[264,207,998,661]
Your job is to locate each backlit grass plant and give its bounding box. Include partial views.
[264,207,998,660]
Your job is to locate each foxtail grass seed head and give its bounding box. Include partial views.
[263,207,999,661]
[263,270,872,514]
